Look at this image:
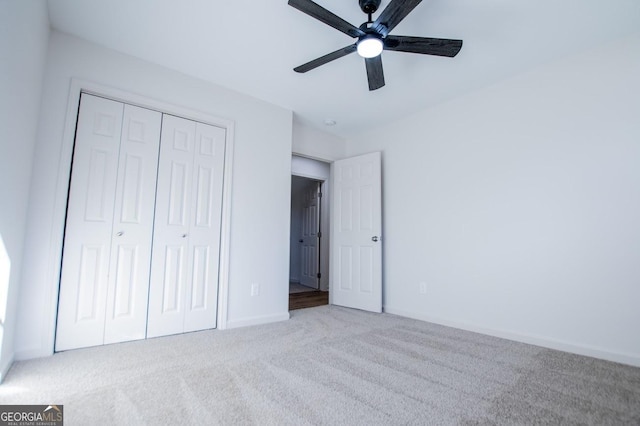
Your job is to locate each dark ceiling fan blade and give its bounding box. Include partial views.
[372,0,422,36]
[365,55,385,90]
[384,35,463,57]
[294,44,357,73]
[288,0,365,38]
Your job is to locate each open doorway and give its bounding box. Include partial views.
[289,156,330,310]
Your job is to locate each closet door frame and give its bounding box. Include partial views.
[49,79,234,350]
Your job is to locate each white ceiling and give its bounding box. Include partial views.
[46,0,640,138]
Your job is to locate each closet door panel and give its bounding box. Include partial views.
[56,94,124,352]
[104,104,162,344]
[147,115,196,338]
[160,245,186,313]
[184,123,225,332]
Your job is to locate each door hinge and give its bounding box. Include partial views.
[317,272,322,279]
[317,231,322,238]
[318,192,323,198]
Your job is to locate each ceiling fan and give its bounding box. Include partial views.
[289,0,463,91]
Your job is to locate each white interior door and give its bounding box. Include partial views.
[103,104,161,344]
[147,115,225,338]
[56,94,124,351]
[147,115,194,338]
[300,182,320,289]
[57,93,227,350]
[57,95,163,351]
[183,122,225,333]
[331,152,382,312]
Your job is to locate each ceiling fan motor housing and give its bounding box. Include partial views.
[359,0,381,14]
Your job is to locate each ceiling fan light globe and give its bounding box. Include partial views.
[357,37,383,58]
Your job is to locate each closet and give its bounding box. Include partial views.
[55,94,226,351]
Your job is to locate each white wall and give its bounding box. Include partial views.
[291,155,332,179]
[0,0,49,377]
[347,33,640,366]
[292,120,347,162]
[15,31,293,359]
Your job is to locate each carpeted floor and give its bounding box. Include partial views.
[1,306,639,425]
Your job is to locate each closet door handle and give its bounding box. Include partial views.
[182,234,188,238]
[116,231,124,237]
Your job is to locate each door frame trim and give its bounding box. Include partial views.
[291,155,332,293]
[46,78,235,352]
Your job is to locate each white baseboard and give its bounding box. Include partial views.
[14,346,54,361]
[225,312,290,329]
[0,355,14,383]
[383,306,640,368]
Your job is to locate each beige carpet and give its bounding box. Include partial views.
[1,306,639,425]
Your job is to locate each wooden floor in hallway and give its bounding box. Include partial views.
[289,282,328,310]
[289,290,329,310]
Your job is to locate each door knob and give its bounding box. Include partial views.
[182,234,188,238]
[116,231,124,237]
[372,236,379,242]
[299,239,304,243]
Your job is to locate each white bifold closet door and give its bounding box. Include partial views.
[146,115,225,338]
[56,94,161,351]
